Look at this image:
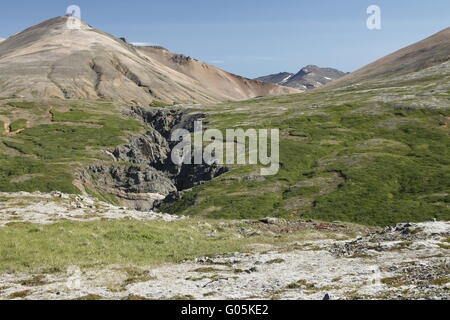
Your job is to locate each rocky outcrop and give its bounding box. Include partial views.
[79,106,228,211]
[0,191,182,226]
[85,164,176,193]
[127,106,206,139]
[113,130,170,167]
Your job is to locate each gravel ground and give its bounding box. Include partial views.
[0,191,182,226]
[0,216,448,300]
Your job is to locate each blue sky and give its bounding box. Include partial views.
[0,0,449,78]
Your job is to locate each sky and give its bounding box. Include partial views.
[0,0,449,78]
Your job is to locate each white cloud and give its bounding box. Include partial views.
[131,42,159,47]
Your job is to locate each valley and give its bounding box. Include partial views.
[0,15,448,300]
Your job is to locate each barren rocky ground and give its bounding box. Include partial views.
[125,222,449,300]
[0,192,181,226]
[0,194,448,300]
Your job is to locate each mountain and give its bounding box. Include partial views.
[255,65,346,90]
[0,37,5,43]
[158,27,450,225]
[0,16,299,105]
[284,65,347,89]
[329,27,450,88]
[136,46,300,101]
[252,72,294,86]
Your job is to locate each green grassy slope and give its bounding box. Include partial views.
[0,100,144,194]
[161,75,450,226]
[0,71,449,226]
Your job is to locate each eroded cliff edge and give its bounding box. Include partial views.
[78,106,227,211]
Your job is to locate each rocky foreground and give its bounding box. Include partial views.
[0,191,181,226]
[0,193,448,300]
[123,222,449,300]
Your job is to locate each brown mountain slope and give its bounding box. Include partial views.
[0,16,298,104]
[136,46,300,101]
[329,27,450,88]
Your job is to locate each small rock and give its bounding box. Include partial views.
[246,267,258,273]
[260,217,279,225]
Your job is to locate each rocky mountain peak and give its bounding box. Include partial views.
[255,65,346,90]
[301,65,319,72]
[18,15,92,37]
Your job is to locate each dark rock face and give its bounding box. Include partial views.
[113,130,170,167]
[171,54,192,65]
[85,164,176,195]
[79,106,227,211]
[128,106,207,139]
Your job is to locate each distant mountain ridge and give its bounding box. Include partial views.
[255,72,295,86]
[255,65,346,90]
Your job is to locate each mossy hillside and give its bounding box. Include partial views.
[163,83,450,226]
[0,155,79,193]
[0,100,144,193]
[6,101,35,109]
[9,119,28,132]
[0,78,448,226]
